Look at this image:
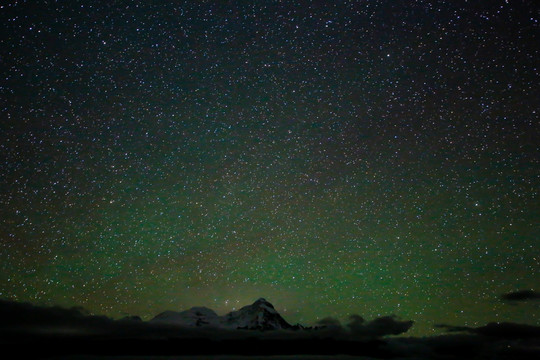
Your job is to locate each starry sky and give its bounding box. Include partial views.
[1,0,538,336]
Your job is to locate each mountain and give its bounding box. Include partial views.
[221,298,292,330]
[150,298,292,330]
[119,315,142,322]
[150,306,220,327]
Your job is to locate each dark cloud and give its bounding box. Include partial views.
[314,314,414,338]
[315,316,342,329]
[436,322,540,339]
[501,290,540,302]
[0,298,114,334]
[474,322,540,339]
[0,298,206,339]
[434,323,473,332]
[346,314,414,337]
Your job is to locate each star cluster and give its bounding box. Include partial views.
[1,0,538,335]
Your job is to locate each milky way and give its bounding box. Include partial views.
[1,1,538,335]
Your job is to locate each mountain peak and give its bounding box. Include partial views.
[250,298,277,314]
[150,306,219,327]
[254,298,270,305]
[150,298,292,330]
[220,297,291,330]
[186,306,218,317]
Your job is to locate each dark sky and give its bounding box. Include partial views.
[0,0,538,335]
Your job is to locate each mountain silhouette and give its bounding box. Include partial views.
[150,298,292,330]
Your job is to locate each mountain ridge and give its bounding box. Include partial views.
[150,298,294,330]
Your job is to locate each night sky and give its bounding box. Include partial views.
[1,0,538,336]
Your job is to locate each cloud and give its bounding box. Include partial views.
[434,324,473,332]
[346,314,414,337]
[501,290,540,302]
[315,316,342,329]
[0,298,196,338]
[0,298,114,334]
[435,322,540,339]
[474,322,540,338]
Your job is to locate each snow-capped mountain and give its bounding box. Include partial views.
[150,298,292,330]
[150,306,220,327]
[221,298,292,330]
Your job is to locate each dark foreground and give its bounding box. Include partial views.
[7,335,390,358]
[4,332,540,360]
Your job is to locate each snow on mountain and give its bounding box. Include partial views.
[150,306,220,327]
[149,298,292,330]
[221,298,292,330]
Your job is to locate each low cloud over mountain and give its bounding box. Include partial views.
[347,314,414,337]
[435,322,540,339]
